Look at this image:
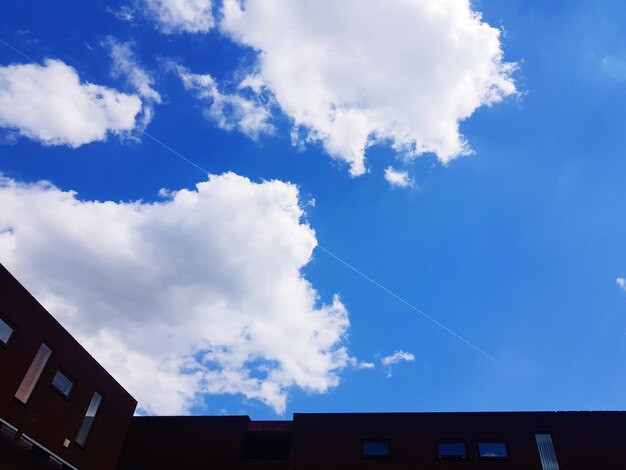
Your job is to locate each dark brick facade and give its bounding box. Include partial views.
[289,411,626,469]
[0,264,137,470]
[116,411,626,469]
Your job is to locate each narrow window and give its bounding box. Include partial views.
[362,440,390,458]
[536,434,560,470]
[438,441,467,459]
[479,441,508,458]
[15,344,52,403]
[76,392,102,447]
[0,316,14,346]
[51,370,75,398]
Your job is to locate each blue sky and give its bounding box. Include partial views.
[1,0,625,418]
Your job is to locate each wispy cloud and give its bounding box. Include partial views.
[106,39,161,131]
[617,277,626,291]
[108,5,135,22]
[381,350,415,377]
[175,64,274,140]
[144,0,214,34]
[349,358,375,370]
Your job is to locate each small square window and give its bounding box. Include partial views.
[438,441,466,459]
[479,442,508,458]
[362,440,390,458]
[0,317,14,346]
[51,370,74,398]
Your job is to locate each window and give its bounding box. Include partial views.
[17,435,33,451]
[438,441,467,459]
[48,455,64,469]
[536,434,560,470]
[362,440,390,458]
[18,433,79,470]
[0,316,14,346]
[479,442,508,458]
[51,370,75,398]
[76,392,102,447]
[0,418,17,439]
[245,431,292,460]
[15,343,52,404]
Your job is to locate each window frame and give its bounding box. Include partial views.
[0,313,15,348]
[535,433,560,470]
[478,440,510,460]
[361,439,391,459]
[14,343,53,404]
[50,369,76,400]
[437,440,468,460]
[75,391,103,449]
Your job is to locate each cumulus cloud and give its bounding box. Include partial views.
[617,277,626,291]
[220,0,516,176]
[0,59,141,147]
[176,65,274,139]
[381,350,415,377]
[0,173,350,414]
[384,166,415,189]
[106,39,162,129]
[144,0,214,34]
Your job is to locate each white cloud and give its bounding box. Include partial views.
[0,173,350,415]
[0,59,141,147]
[108,40,161,103]
[107,39,162,130]
[238,74,266,94]
[348,357,375,370]
[381,350,415,366]
[381,350,415,377]
[617,277,626,291]
[384,166,415,189]
[177,65,274,139]
[220,0,516,176]
[144,0,214,34]
[109,5,135,22]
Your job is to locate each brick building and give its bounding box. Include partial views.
[0,264,136,469]
[116,411,626,469]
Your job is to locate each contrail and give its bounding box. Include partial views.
[316,245,498,362]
